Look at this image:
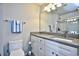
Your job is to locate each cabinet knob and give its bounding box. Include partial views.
[52,52,54,54]
[40,40,42,41]
[40,48,42,50]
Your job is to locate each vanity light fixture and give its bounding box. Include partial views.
[53,3,62,7]
[44,6,51,12]
[43,3,63,12]
[56,3,62,7]
[51,5,56,10]
[47,8,51,12]
[43,3,56,12]
[43,4,50,12]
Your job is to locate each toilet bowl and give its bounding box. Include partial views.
[9,40,25,56]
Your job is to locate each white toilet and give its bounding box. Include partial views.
[9,40,25,56]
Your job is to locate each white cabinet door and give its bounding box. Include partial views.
[58,44,77,56]
[38,38,45,56]
[31,36,39,56]
[54,39,77,56]
[31,36,45,56]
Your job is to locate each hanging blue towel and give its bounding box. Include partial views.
[11,20,22,33]
[11,20,16,33]
[16,20,23,33]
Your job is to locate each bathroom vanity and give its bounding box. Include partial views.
[30,32,79,56]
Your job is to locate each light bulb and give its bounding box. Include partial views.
[73,19,76,21]
[44,6,51,12]
[51,5,56,10]
[43,7,48,11]
[56,3,62,7]
[47,8,51,12]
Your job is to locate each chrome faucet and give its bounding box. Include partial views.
[48,25,52,32]
[63,31,68,38]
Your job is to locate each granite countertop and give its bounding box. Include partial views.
[30,32,79,48]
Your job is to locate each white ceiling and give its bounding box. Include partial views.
[34,3,44,6]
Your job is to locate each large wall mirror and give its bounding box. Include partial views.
[40,3,79,35]
[58,15,79,34]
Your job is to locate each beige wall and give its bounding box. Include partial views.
[40,12,48,31]
[0,3,40,55]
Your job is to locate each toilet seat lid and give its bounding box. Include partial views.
[10,49,25,56]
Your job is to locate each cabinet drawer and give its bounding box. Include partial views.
[45,40,60,47]
[45,39,77,56]
[58,48,76,56]
[45,47,66,56]
[58,44,77,56]
[45,39,77,54]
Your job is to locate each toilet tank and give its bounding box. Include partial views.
[9,40,23,53]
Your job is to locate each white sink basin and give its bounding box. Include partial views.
[52,38,72,42]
